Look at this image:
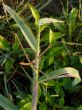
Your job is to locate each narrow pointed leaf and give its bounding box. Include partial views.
[12,34,19,51]
[49,29,54,45]
[29,4,40,23]
[4,5,37,52]
[38,18,64,26]
[39,67,81,86]
[69,8,78,28]
[49,30,65,46]
[68,8,78,37]
[0,94,18,110]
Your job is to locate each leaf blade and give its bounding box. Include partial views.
[0,94,18,110]
[12,34,19,51]
[38,18,64,26]
[0,35,10,50]
[4,4,37,52]
[39,67,81,86]
[69,8,78,28]
[29,4,40,23]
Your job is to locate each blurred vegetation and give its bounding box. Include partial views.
[0,0,82,110]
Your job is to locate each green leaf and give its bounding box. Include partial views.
[40,24,48,32]
[53,22,66,33]
[0,35,10,50]
[59,97,64,105]
[48,56,54,66]
[44,80,56,87]
[29,4,40,24]
[38,86,42,98]
[79,56,82,64]
[18,97,30,107]
[39,67,81,86]
[5,59,14,73]
[46,46,63,59]
[20,102,31,110]
[49,29,65,45]
[4,5,37,52]
[0,94,18,110]
[18,96,32,110]
[69,8,78,36]
[39,102,46,110]
[38,18,64,26]
[39,56,46,69]
[54,32,65,41]
[23,48,34,55]
[12,34,19,51]
[72,77,81,86]
[49,29,54,46]
[69,8,78,27]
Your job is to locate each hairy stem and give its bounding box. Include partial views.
[32,26,40,110]
[32,78,38,110]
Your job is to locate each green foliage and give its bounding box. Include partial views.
[12,34,20,51]
[0,1,82,110]
[4,4,37,52]
[69,8,78,25]
[39,102,46,110]
[39,67,81,86]
[0,94,18,110]
[38,18,64,26]
[5,58,14,73]
[0,35,10,50]
[29,4,40,25]
[18,96,32,110]
[69,8,78,36]
[49,29,65,46]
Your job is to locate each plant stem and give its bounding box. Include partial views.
[32,79,38,110]
[32,26,40,110]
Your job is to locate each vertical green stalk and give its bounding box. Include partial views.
[32,26,40,110]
